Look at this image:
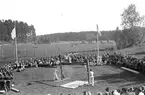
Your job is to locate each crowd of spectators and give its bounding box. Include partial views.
[1,52,103,74]
[81,86,145,95]
[1,51,145,94]
[54,85,145,95]
[102,52,145,74]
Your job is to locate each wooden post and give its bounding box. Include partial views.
[86,58,90,84]
[45,48,47,57]
[25,48,27,58]
[1,46,3,59]
[59,54,65,80]
[15,33,18,64]
[96,24,100,65]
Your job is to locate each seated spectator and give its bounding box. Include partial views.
[104,87,111,95]
[97,92,103,95]
[87,91,92,95]
[83,91,87,95]
[139,87,144,95]
[121,88,128,95]
[113,90,120,95]
[141,86,145,92]
[128,87,135,95]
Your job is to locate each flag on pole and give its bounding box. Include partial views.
[26,30,33,36]
[11,27,16,39]
[96,24,101,36]
[26,33,31,36]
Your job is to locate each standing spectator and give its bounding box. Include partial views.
[89,69,94,86]
[54,68,59,80]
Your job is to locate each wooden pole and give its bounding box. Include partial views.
[15,25,18,65]
[57,44,65,80]
[25,48,27,58]
[96,24,100,64]
[1,45,3,59]
[34,47,35,58]
[45,48,47,57]
[86,58,90,84]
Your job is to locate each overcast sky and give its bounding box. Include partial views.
[0,0,145,35]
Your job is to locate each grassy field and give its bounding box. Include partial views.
[7,65,145,95]
[1,42,145,95]
[1,41,145,61]
[117,43,145,58]
[0,42,116,61]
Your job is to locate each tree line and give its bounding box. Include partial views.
[0,4,145,50]
[37,26,145,49]
[115,4,145,49]
[37,4,145,50]
[0,19,36,43]
[36,31,114,44]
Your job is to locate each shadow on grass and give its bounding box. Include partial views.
[34,80,58,87]
[132,51,145,55]
[94,70,145,86]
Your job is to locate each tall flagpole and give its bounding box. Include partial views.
[96,24,99,64]
[14,24,18,64]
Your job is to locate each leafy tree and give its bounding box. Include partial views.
[121,4,144,29]
[0,19,36,43]
[119,4,145,48]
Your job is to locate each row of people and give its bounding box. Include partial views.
[9,53,101,71]
[60,85,145,95]
[2,51,145,78]
[102,52,145,74]
[51,85,145,95]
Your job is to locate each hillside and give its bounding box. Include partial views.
[117,43,145,58]
[36,31,115,43]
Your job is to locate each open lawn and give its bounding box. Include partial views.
[1,42,145,61]
[0,42,115,62]
[117,43,145,58]
[7,65,145,95]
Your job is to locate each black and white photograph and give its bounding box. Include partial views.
[0,0,145,95]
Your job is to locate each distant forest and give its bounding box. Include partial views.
[37,26,145,50]
[0,19,145,50]
[0,4,145,50]
[0,19,36,43]
[37,30,115,43]
[37,4,145,50]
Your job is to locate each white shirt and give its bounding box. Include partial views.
[87,91,92,95]
[113,90,120,95]
[139,92,144,95]
[90,71,94,77]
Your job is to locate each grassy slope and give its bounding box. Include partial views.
[8,65,145,95]
[0,42,115,60]
[117,43,145,58]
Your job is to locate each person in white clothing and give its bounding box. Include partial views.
[54,68,59,80]
[89,69,94,86]
[139,87,144,95]
[113,90,120,95]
